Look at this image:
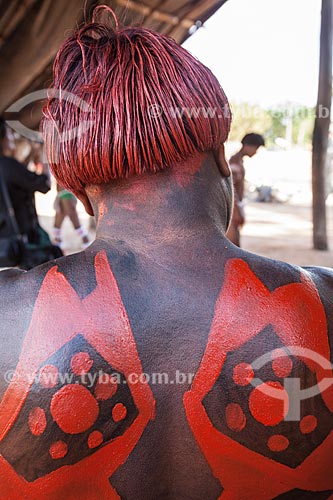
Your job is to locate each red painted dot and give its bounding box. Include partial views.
[271,349,293,378]
[88,430,103,449]
[267,435,289,452]
[112,403,127,422]
[94,374,118,401]
[300,415,318,434]
[233,363,254,386]
[39,365,59,388]
[249,381,289,426]
[49,440,68,459]
[50,384,99,434]
[225,403,246,431]
[70,352,93,375]
[28,407,47,436]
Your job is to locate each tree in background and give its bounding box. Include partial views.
[312,0,332,251]
[229,101,315,149]
[229,102,272,144]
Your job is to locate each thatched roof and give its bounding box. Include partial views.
[0,0,228,124]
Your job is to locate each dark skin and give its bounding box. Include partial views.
[0,148,332,499]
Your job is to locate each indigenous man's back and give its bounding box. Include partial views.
[0,245,332,500]
[1,5,331,498]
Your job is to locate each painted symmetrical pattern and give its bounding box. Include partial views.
[184,259,333,499]
[0,255,332,499]
[0,252,155,499]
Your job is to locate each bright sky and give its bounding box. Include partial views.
[182,0,322,108]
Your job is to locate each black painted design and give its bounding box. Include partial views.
[273,488,333,499]
[0,334,138,482]
[203,326,333,468]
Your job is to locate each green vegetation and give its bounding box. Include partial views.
[229,101,315,148]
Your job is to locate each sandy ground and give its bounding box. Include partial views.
[34,148,333,269]
[242,201,333,268]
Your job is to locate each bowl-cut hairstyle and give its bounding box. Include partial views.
[42,7,231,194]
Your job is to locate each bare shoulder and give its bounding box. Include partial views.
[0,252,96,398]
[0,254,78,342]
[0,267,26,284]
[302,265,333,344]
[0,259,59,321]
[0,267,31,317]
[303,265,333,294]
[0,261,55,306]
[239,249,333,292]
[0,248,110,332]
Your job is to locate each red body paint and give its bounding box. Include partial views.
[271,349,293,378]
[39,365,59,388]
[88,430,104,449]
[0,251,155,499]
[248,381,288,426]
[267,435,289,452]
[232,363,254,386]
[184,259,333,499]
[70,352,94,375]
[50,385,99,434]
[42,18,231,194]
[225,403,246,432]
[300,415,318,434]
[49,441,68,460]
[172,153,206,188]
[94,374,118,401]
[28,407,47,436]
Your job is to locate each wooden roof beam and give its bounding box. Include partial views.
[0,0,38,51]
[113,0,193,29]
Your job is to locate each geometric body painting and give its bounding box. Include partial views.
[0,252,155,499]
[184,259,333,499]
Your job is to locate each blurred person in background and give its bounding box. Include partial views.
[53,182,90,250]
[0,117,50,244]
[226,132,265,247]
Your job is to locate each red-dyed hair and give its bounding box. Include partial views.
[42,7,231,193]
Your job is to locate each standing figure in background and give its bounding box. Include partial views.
[53,182,90,250]
[0,118,51,244]
[226,133,265,247]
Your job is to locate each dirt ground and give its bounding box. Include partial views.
[226,147,333,268]
[241,200,333,268]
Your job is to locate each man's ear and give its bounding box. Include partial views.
[213,144,231,177]
[74,189,94,216]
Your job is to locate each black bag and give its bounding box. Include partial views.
[0,167,63,270]
[0,235,22,267]
[20,225,63,270]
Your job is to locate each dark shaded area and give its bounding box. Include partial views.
[0,0,228,129]
[273,489,333,499]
